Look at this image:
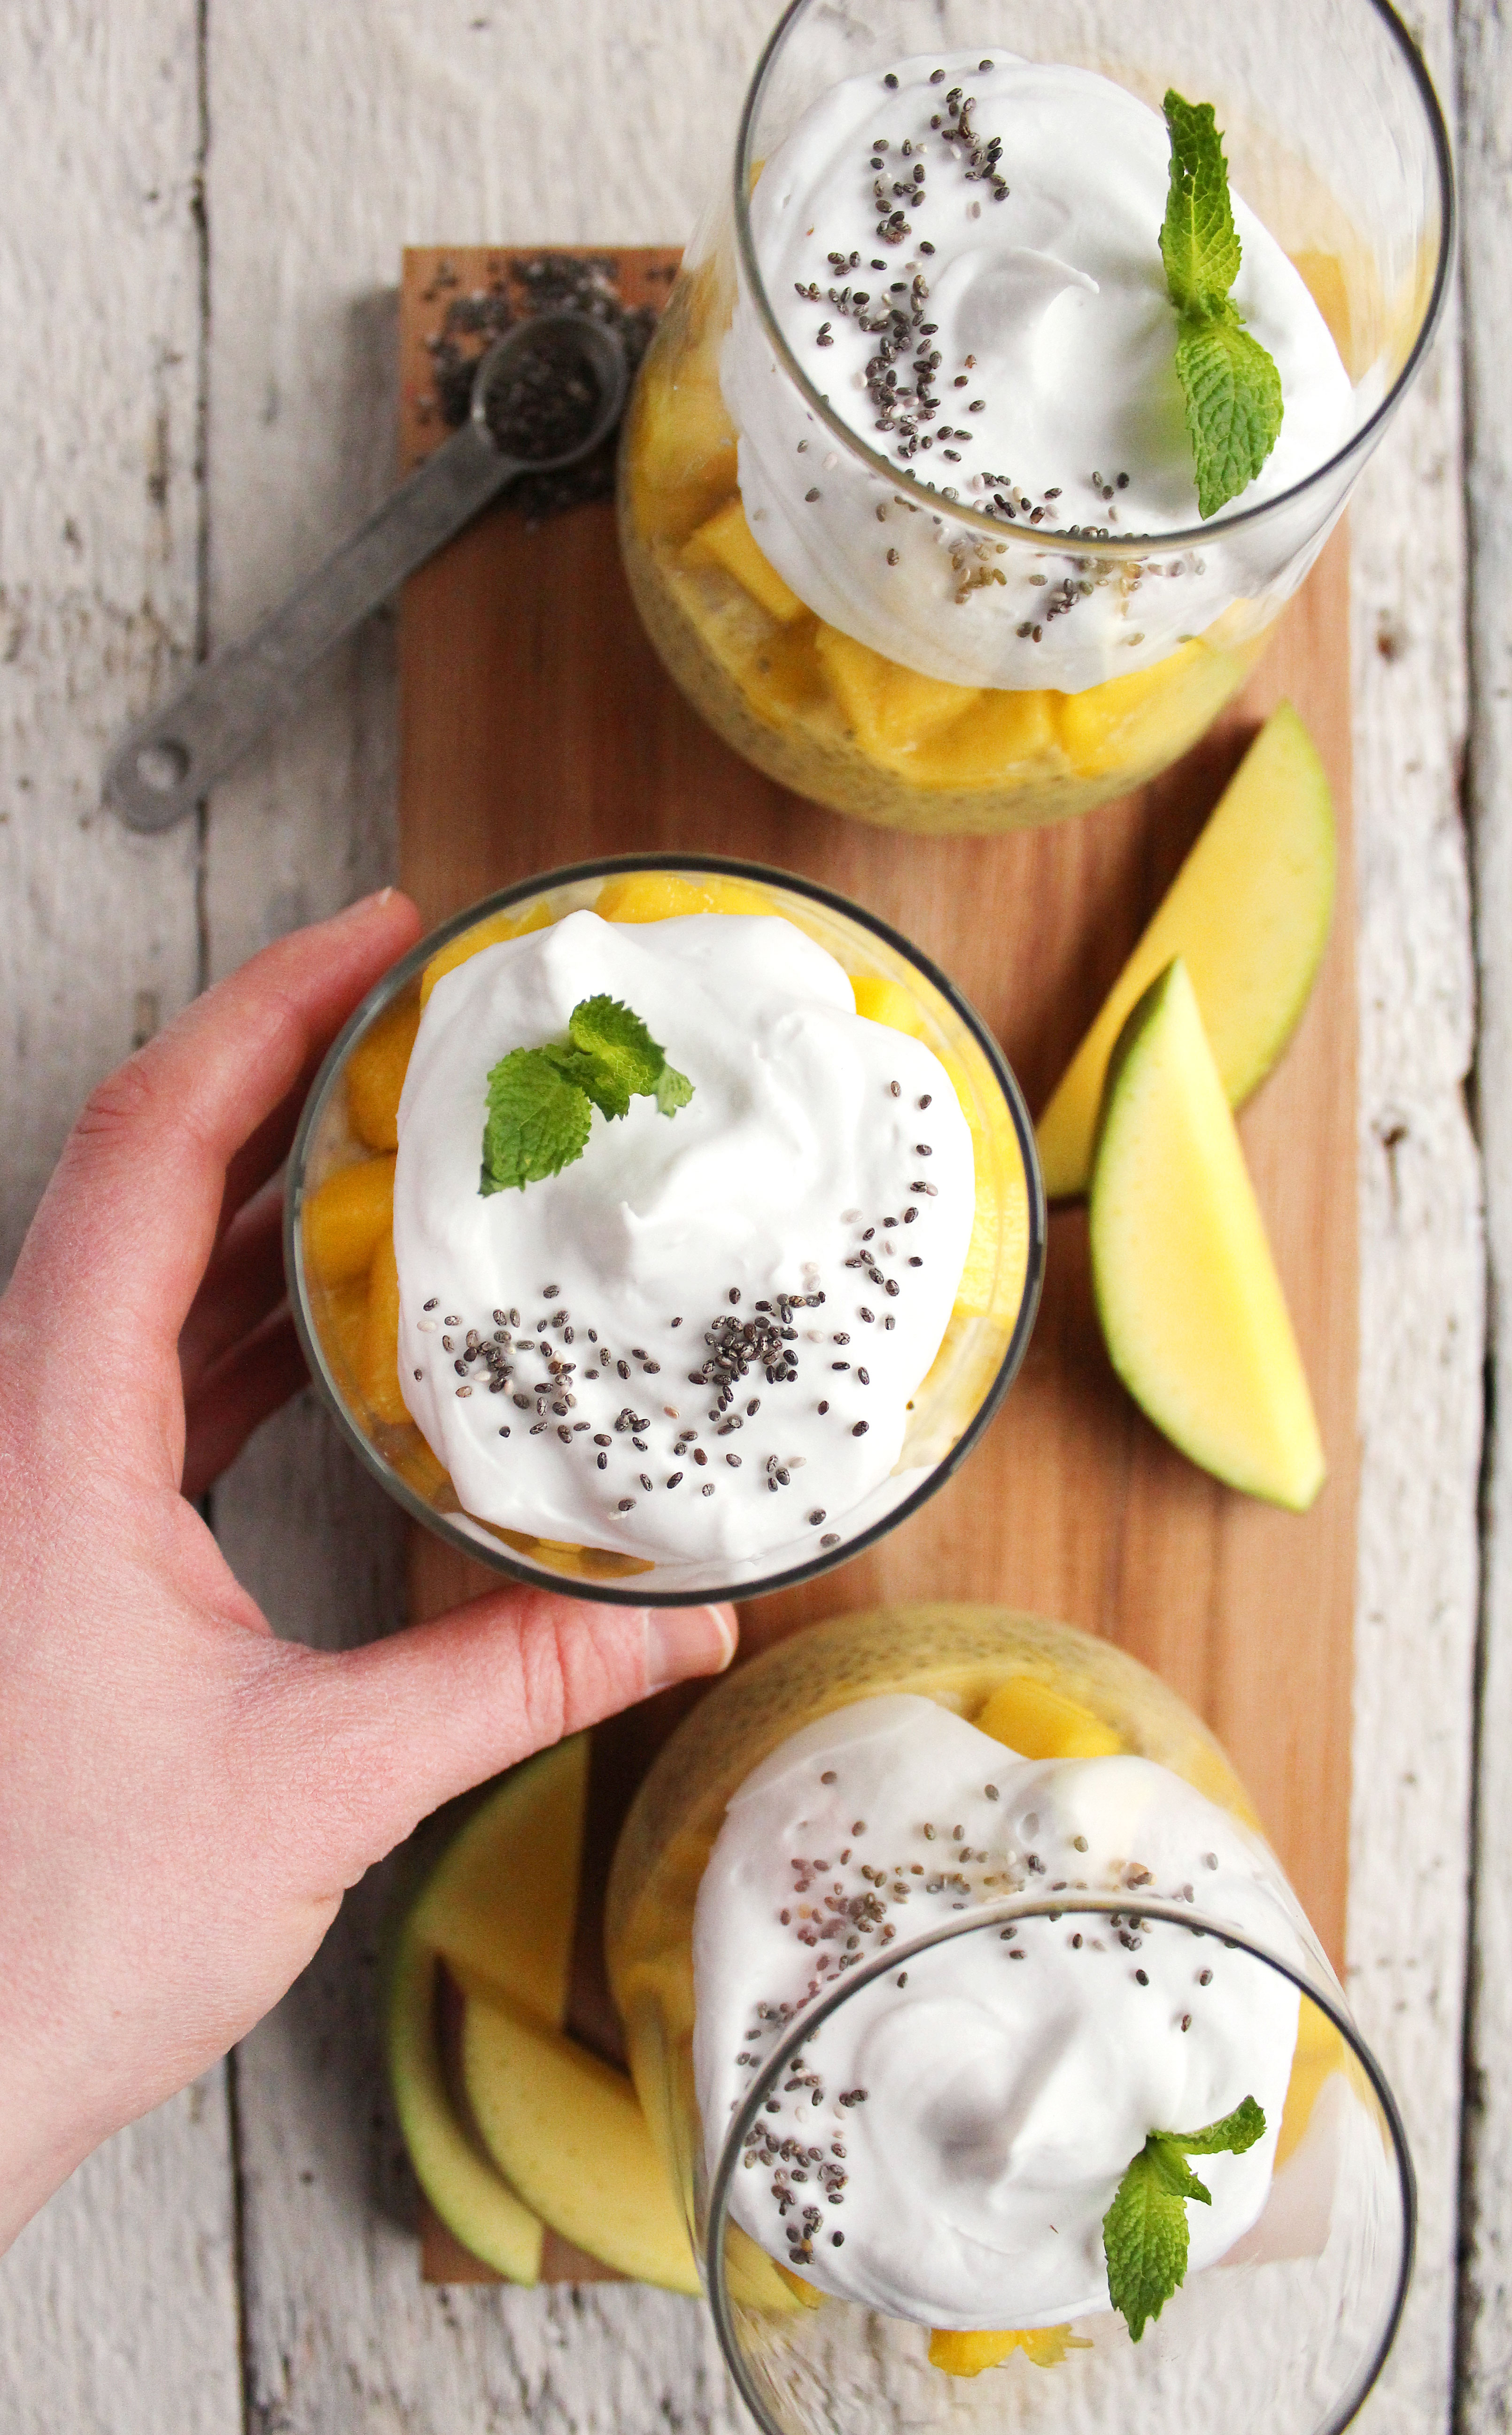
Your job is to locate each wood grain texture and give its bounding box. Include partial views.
[0,5,244,2430]
[1455,1,1512,2423]
[397,244,1359,1968]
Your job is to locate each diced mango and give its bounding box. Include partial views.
[1291,250,1353,369]
[302,1154,395,1287]
[686,497,805,625]
[737,615,827,726]
[596,870,778,923]
[628,301,740,545]
[929,2326,1088,2375]
[420,901,554,1008]
[815,623,983,761]
[1059,641,1237,781]
[775,2264,828,2311]
[320,1274,369,1385]
[913,684,1064,788]
[974,1675,1123,1760]
[358,1230,409,1426]
[346,995,421,1151]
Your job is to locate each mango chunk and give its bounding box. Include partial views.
[815,623,983,762]
[1275,1999,1350,2171]
[737,615,828,726]
[1037,704,1335,1200]
[912,684,1064,789]
[974,1676,1122,1760]
[1059,640,1238,781]
[346,995,421,1151]
[929,2326,1089,2375]
[1090,958,1325,1510]
[420,901,554,1008]
[596,870,777,923]
[686,497,805,625]
[358,1230,409,1426]
[302,1153,395,1287]
[462,1987,700,2293]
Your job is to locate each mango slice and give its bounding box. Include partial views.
[929,2326,1088,2375]
[413,1737,589,2023]
[974,1675,1122,1760]
[420,900,554,1008]
[385,1742,588,2286]
[686,497,805,625]
[1089,959,1325,1510]
[1037,704,1335,1198]
[346,996,422,1151]
[462,1988,700,2293]
[386,1932,545,2284]
[302,1154,395,1287]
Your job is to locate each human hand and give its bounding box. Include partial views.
[0,889,736,2253]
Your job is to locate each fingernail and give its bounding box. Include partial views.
[335,885,396,922]
[645,1603,738,1696]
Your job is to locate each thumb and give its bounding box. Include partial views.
[267,1588,737,1883]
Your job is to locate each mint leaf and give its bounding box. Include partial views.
[1102,2097,1266,2341]
[1159,92,1283,519]
[567,995,666,1119]
[1103,2148,1193,2345]
[655,1063,694,1117]
[1160,93,1241,315]
[481,1048,593,1194]
[1172,2094,1266,2157]
[480,997,693,1193]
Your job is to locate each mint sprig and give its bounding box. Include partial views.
[1160,93,1283,520]
[1102,2095,1265,2342]
[481,996,693,1194]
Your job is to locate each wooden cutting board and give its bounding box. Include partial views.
[395,247,1356,2283]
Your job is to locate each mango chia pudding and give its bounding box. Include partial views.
[287,862,1042,1601]
[620,19,1449,834]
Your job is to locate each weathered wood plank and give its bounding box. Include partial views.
[1452,2,1512,2424]
[0,4,243,2428]
[1342,12,1481,2427]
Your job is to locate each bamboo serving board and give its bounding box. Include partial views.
[396,248,1357,2283]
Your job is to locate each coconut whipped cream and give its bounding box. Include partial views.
[723,52,1355,691]
[393,912,975,1567]
[694,1696,1305,2324]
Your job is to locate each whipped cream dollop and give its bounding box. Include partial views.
[723,52,1356,690]
[393,913,974,1568]
[694,1696,1305,2325]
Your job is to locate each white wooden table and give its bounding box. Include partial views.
[0,3,1500,2425]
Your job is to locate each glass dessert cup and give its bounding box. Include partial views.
[605,1604,1413,2435]
[619,0,1452,837]
[286,857,1043,1605]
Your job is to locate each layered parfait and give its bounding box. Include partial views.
[621,43,1364,832]
[606,1607,1404,2417]
[291,868,1039,1597]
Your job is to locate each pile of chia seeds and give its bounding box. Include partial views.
[419,252,658,525]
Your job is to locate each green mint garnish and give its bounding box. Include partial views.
[1159,93,1283,520]
[481,996,693,1194]
[1102,2095,1265,2342]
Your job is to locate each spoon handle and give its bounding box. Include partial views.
[106,420,516,834]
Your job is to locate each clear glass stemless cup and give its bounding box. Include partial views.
[605,1603,1413,2435]
[618,0,1452,835]
[285,858,1044,1606]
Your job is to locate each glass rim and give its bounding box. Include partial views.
[284,850,1047,1610]
[732,0,1456,559]
[706,1890,1416,2435]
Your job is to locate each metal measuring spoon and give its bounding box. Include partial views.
[105,312,628,834]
